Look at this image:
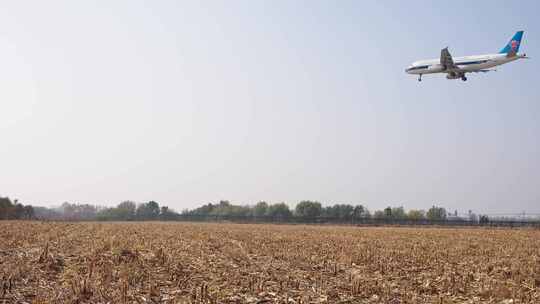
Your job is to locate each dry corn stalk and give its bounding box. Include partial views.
[0,221,538,303]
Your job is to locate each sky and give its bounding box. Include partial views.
[1,0,539,214]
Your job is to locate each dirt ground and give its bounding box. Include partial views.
[0,221,539,303]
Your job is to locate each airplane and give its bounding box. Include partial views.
[406,31,528,82]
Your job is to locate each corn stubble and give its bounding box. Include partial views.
[0,222,539,303]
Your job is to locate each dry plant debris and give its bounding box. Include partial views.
[0,221,539,303]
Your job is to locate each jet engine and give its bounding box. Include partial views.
[446,72,462,79]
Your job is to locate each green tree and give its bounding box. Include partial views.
[23,205,34,219]
[13,203,25,219]
[295,201,322,218]
[159,205,179,220]
[266,203,292,218]
[0,197,34,220]
[323,204,354,219]
[117,201,137,220]
[340,204,354,218]
[407,209,425,220]
[353,205,369,219]
[479,215,490,224]
[147,201,160,216]
[384,207,392,218]
[373,210,385,219]
[228,205,252,217]
[160,206,169,215]
[136,201,160,220]
[391,207,406,219]
[0,197,13,219]
[188,203,215,216]
[253,201,268,217]
[427,206,447,221]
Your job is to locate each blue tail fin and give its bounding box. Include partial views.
[499,31,524,54]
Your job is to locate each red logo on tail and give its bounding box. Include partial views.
[511,40,519,51]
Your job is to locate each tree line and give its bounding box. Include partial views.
[96,201,178,221]
[0,197,34,220]
[181,200,452,221]
[29,201,179,221]
[1,195,494,223]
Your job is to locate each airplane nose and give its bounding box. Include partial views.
[405,66,416,74]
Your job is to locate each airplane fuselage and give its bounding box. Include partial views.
[406,53,525,76]
[406,31,527,81]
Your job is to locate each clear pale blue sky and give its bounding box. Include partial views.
[1,1,539,214]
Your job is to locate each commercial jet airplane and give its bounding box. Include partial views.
[406,31,528,81]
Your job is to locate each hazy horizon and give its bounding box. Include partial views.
[2,1,539,214]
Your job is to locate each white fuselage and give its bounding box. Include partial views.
[405,53,525,75]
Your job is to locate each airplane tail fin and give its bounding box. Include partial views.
[499,31,524,55]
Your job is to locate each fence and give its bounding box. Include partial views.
[171,214,540,228]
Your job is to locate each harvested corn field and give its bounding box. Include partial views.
[1,221,539,303]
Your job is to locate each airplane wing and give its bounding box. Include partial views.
[472,69,497,73]
[440,47,457,70]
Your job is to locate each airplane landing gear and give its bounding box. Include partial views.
[461,76,467,81]
[418,74,422,82]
